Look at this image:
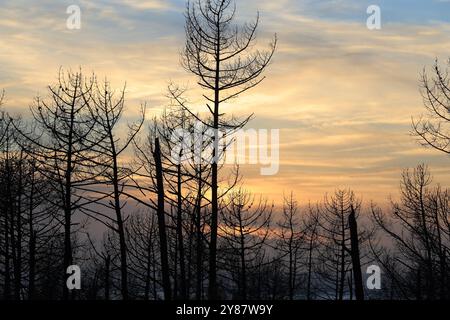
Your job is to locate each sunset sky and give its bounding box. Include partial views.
[1,0,449,205]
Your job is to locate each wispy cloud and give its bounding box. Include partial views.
[0,0,449,203]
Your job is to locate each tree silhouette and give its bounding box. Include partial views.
[219,188,272,299]
[372,164,449,300]
[182,0,276,299]
[81,79,145,300]
[314,190,369,300]
[125,211,160,300]
[13,69,107,299]
[348,205,364,300]
[276,193,305,300]
[413,59,450,155]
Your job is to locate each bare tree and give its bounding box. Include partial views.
[125,211,160,300]
[153,137,172,300]
[0,110,14,300]
[155,108,194,300]
[85,232,115,300]
[1,114,61,300]
[219,188,272,299]
[276,193,305,300]
[13,69,107,299]
[372,164,450,300]
[314,190,368,300]
[182,0,276,299]
[81,79,145,300]
[304,204,321,300]
[413,59,450,155]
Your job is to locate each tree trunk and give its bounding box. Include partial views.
[110,145,128,300]
[28,163,36,300]
[154,137,172,301]
[14,156,24,300]
[208,21,222,301]
[28,231,36,300]
[145,240,152,301]
[239,224,247,300]
[4,195,11,300]
[4,155,12,300]
[349,206,364,301]
[104,255,110,300]
[306,227,315,300]
[176,164,187,299]
[63,88,77,301]
[339,210,345,300]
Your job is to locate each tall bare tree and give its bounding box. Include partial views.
[130,123,174,301]
[82,79,145,300]
[13,69,106,299]
[314,190,368,300]
[182,0,276,299]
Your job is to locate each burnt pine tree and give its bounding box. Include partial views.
[413,59,450,155]
[125,211,160,300]
[13,70,106,299]
[315,190,362,300]
[276,193,304,300]
[182,0,276,299]
[219,188,272,299]
[154,108,193,299]
[372,165,449,300]
[2,109,62,300]
[131,119,178,300]
[153,137,172,300]
[82,79,145,300]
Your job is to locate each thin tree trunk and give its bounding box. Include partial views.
[152,244,158,300]
[433,201,446,300]
[419,185,433,299]
[4,152,11,300]
[348,273,353,300]
[195,169,203,300]
[110,145,128,300]
[176,164,187,299]
[28,163,36,300]
[154,137,172,301]
[28,231,36,300]
[208,20,222,301]
[239,221,247,300]
[349,206,364,301]
[145,241,152,301]
[63,84,77,300]
[288,221,294,300]
[339,209,346,301]
[4,193,11,300]
[14,156,24,300]
[306,226,315,300]
[104,255,110,300]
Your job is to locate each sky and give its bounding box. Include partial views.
[0,0,449,205]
